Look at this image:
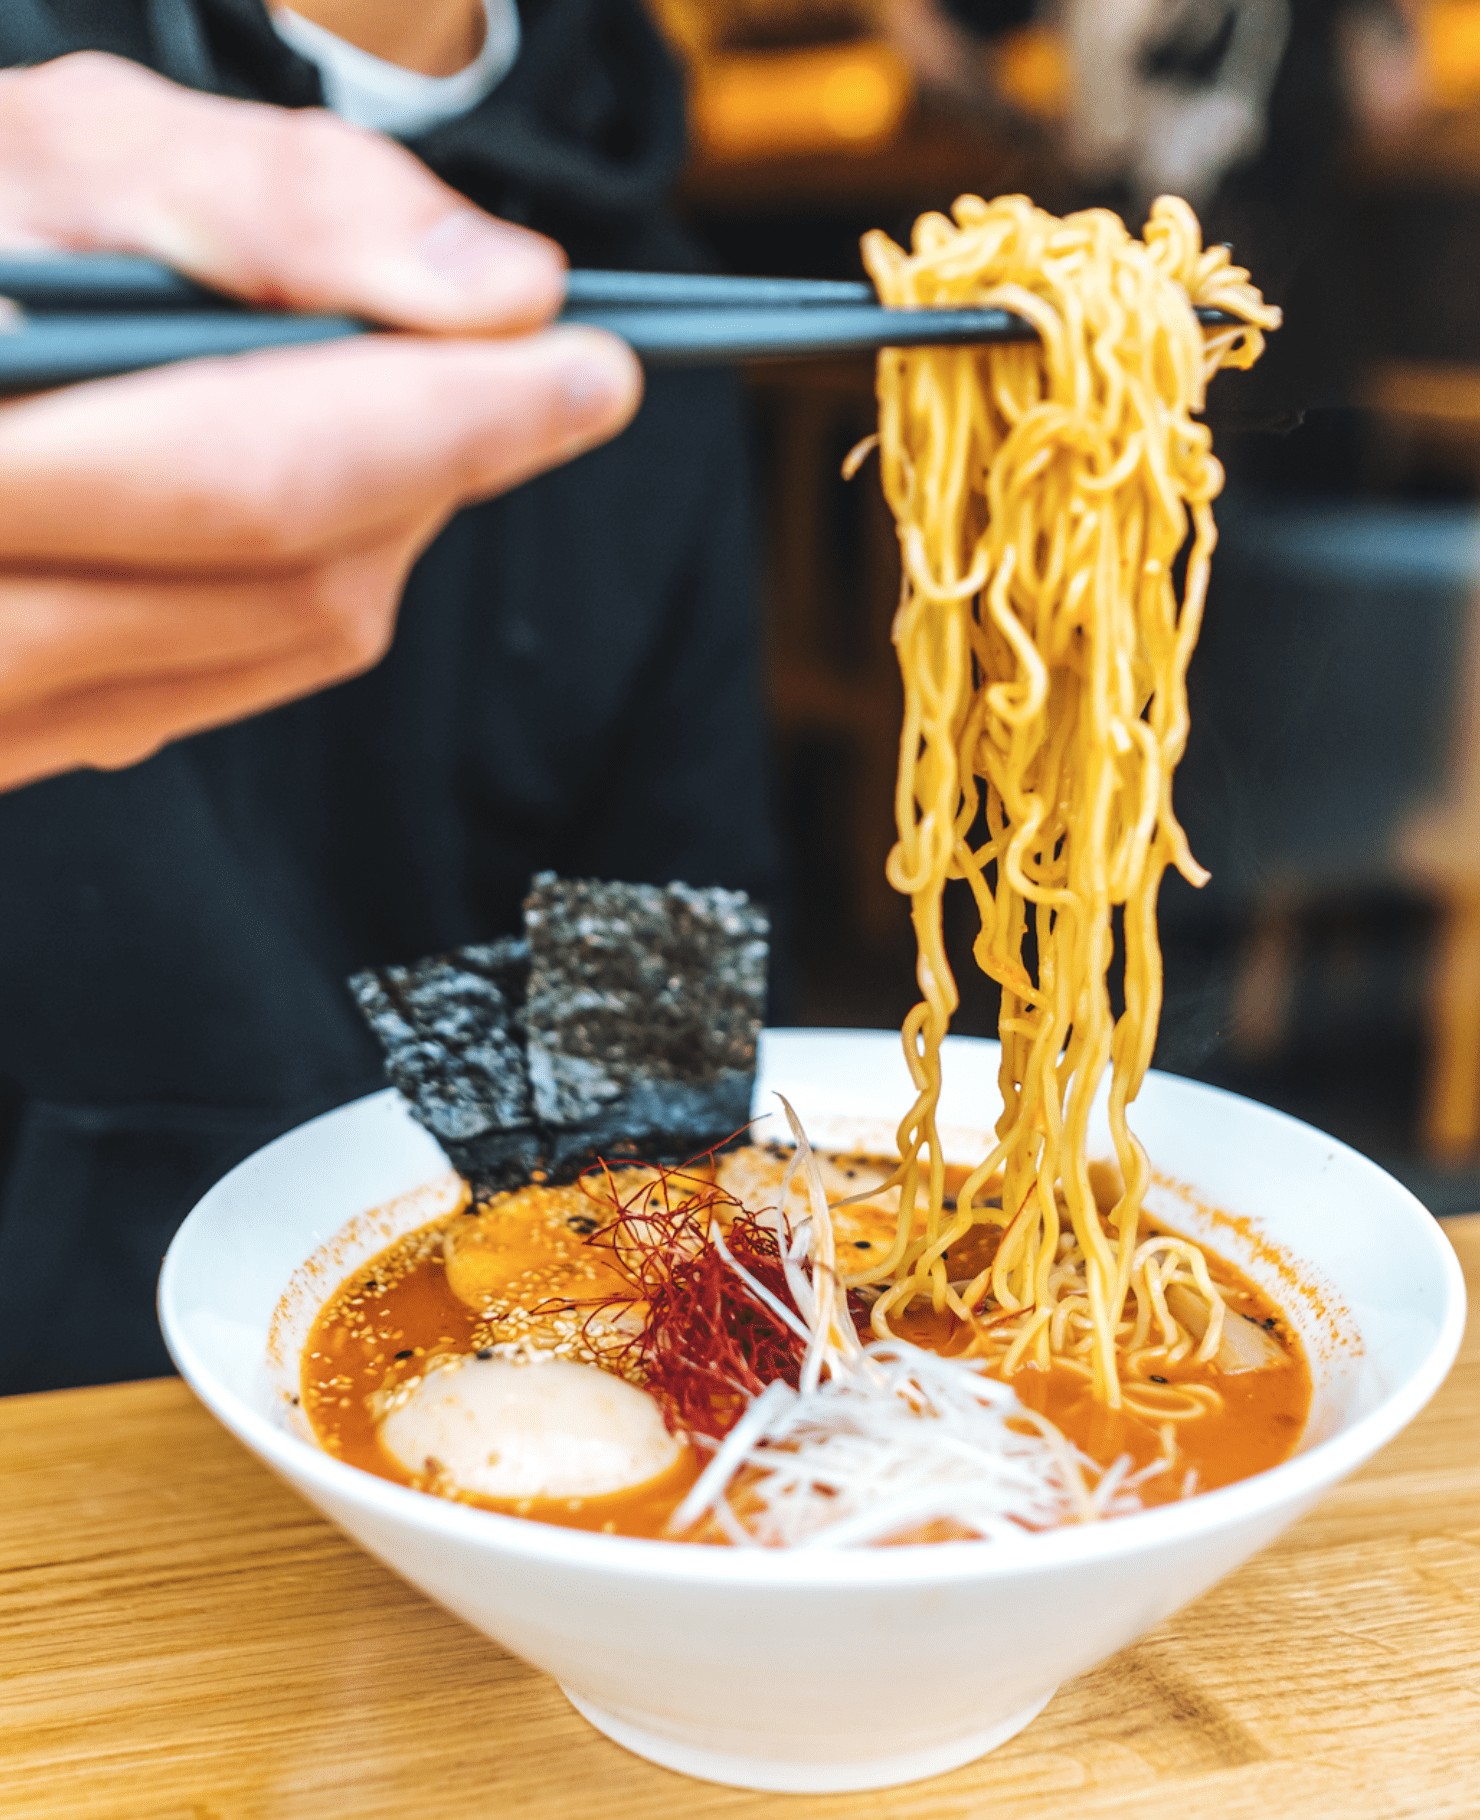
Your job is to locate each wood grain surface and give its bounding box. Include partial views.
[3,1217,1477,1820]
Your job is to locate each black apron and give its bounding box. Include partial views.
[0,0,778,1392]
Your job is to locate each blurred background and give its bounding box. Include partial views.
[644,0,1480,1212]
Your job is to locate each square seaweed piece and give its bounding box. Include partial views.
[348,938,545,1189]
[523,874,768,1170]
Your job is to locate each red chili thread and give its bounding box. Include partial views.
[566,1157,811,1441]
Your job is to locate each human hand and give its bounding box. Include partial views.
[0,52,642,791]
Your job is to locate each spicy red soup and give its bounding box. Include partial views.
[302,1149,1311,1540]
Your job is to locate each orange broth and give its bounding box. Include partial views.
[302,1151,1311,1539]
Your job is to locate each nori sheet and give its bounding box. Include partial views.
[347,937,547,1189]
[348,877,768,1190]
[523,873,768,1174]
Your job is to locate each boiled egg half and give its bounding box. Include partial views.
[378,1353,682,1500]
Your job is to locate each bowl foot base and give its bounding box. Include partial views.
[558,1684,1056,1793]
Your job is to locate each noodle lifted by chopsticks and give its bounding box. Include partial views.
[852,194,1279,1409]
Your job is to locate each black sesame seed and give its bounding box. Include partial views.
[855,1240,873,1250]
[1150,1374,1168,1384]
[395,1349,414,1360]
[476,1347,494,1360]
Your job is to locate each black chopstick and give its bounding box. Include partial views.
[565,270,875,309]
[0,251,221,310]
[0,303,1056,389]
[0,252,1245,391]
[561,302,1059,360]
[0,313,367,391]
[0,255,880,313]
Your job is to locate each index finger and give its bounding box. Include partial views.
[0,325,643,568]
[0,52,567,334]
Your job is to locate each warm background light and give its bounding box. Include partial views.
[993,25,1066,120]
[1422,0,1480,105]
[689,40,912,162]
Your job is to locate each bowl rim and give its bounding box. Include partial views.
[160,1035,1468,1589]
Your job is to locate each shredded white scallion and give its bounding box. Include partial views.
[669,1099,1153,1549]
[669,1338,1147,1548]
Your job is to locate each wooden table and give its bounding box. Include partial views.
[4,1220,1478,1820]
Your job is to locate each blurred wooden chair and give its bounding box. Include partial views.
[1203,460,1480,1161]
[1369,361,1480,1156]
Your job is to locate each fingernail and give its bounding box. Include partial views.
[420,208,561,300]
[422,209,518,270]
[554,329,642,436]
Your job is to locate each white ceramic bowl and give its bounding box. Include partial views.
[159,1029,1465,1794]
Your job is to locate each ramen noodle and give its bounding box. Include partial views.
[851,195,1280,1410]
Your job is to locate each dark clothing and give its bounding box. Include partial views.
[938,0,1035,35]
[0,2,777,1393]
